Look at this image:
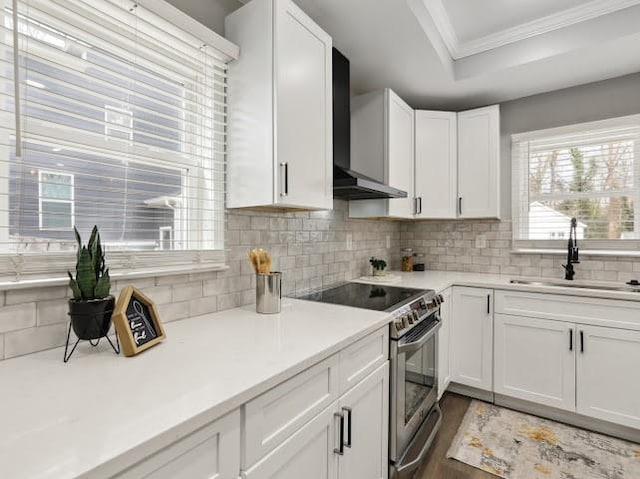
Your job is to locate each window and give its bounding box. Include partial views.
[512,115,640,253]
[38,170,74,230]
[0,0,238,278]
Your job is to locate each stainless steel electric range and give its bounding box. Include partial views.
[300,282,444,479]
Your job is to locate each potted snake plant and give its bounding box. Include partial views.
[67,226,114,340]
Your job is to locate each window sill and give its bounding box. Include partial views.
[512,248,640,257]
[0,263,229,292]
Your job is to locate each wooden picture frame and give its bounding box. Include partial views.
[113,286,166,356]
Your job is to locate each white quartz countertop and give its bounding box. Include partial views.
[0,299,391,479]
[355,270,640,302]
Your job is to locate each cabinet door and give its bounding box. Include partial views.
[577,325,640,429]
[457,105,500,219]
[451,287,493,391]
[437,288,452,398]
[243,403,339,479]
[414,111,457,219]
[494,314,575,411]
[275,0,332,209]
[114,410,240,479]
[338,362,389,479]
[386,90,415,218]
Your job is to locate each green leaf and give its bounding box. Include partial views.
[74,226,82,261]
[94,269,111,299]
[67,271,82,300]
[76,246,97,300]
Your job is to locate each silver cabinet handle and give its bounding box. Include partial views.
[343,406,352,448]
[280,162,288,196]
[458,197,462,215]
[334,411,344,455]
[419,197,423,215]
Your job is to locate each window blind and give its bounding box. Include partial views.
[512,116,640,252]
[0,0,237,279]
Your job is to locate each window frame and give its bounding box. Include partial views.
[0,0,239,282]
[512,114,640,255]
[37,169,75,232]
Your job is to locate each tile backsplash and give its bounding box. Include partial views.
[0,200,400,361]
[3,205,640,362]
[400,219,640,282]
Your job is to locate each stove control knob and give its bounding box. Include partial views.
[412,310,420,322]
[438,294,445,304]
[394,319,405,332]
[405,314,414,325]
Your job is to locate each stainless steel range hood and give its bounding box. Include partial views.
[332,48,407,201]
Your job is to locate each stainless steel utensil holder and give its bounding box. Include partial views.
[256,272,282,314]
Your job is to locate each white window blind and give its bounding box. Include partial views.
[512,115,640,253]
[0,0,238,280]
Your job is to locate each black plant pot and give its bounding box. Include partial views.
[68,296,115,340]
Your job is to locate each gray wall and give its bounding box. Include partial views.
[165,0,240,35]
[499,72,640,218]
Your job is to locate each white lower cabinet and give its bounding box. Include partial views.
[494,314,575,411]
[576,325,640,429]
[493,290,640,430]
[338,362,389,479]
[437,288,452,398]
[243,362,390,479]
[451,287,493,391]
[242,404,339,479]
[114,409,241,479]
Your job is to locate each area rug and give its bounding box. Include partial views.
[447,400,640,478]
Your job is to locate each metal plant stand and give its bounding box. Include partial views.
[63,319,120,363]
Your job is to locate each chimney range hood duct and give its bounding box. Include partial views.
[332,48,407,200]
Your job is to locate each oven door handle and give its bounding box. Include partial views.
[396,321,441,355]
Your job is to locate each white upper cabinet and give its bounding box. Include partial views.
[414,111,457,219]
[457,105,500,219]
[225,0,333,210]
[349,89,415,219]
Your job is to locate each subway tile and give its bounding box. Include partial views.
[0,303,37,333]
[37,299,69,326]
[4,323,67,359]
[190,296,218,317]
[172,282,203,302]
[6,286,67,306]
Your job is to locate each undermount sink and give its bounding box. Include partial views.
[509,279,640,293]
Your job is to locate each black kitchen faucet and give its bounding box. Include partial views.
[562,217,580,280]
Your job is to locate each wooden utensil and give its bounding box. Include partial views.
[248,248,272,274]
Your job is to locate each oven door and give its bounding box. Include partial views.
[390,313,440,463]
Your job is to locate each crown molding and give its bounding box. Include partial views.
[425,0,640,60]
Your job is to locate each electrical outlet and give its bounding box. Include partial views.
[386,235,391,249]
[346,233,353,251]
[475,234,487,249]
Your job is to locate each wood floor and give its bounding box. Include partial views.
[413,392,497,479]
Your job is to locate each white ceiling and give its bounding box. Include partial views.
[443,0,589,44]
[291,0,640,110]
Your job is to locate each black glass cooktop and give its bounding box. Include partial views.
[300,282,428,312]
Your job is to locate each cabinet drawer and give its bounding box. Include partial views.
[338,327,389,394]
[114,409,240,479]
[242,354,339,468]
[495,290,640,330]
